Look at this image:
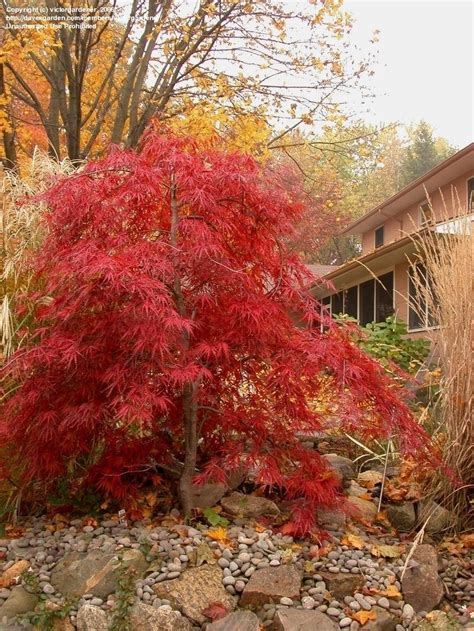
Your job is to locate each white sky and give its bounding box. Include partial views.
[344,0,473,147]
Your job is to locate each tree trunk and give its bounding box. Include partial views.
[179,381,199,517]
[0,63,18,172]
[169,176,200,518]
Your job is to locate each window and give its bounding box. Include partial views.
[375,272,394,322]
[331,291,344,316]
[408,263,437,330]
[468,178,474,210]
[345,286,358,319]
[374,225,384,248]
[419,202,433,227]
[360,279,375,326]
[324,272,393,327]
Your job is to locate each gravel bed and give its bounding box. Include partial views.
[0,515,472,629]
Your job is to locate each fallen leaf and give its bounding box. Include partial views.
[254,523,267,533]
[370,544,402,558]
[303,560,314,573]
[352,610,377,625]
[202,601,230,621]
[341,533,365,549]
[383,584,402,599]
[460,533,474,549]
[0,560,30,588]
[207,527,232,546]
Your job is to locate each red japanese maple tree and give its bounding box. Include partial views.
[0,131,431,533]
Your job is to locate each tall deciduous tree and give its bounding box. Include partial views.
[1,0,373,169]
[0,130,432,533]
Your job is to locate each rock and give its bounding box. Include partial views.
[239,565,302,606]
[320,572,364,600]
[317,509,346,530]
[347,496,377,521]
[401,544,443,612]
[40,602,75,630]
[385,503,416,531]
[205,610,260,630]
[273,609,340,631]
[357,470,383,487]
[220,492,279,519]
[192,483,227,509]
[129,602,192,630]
[323,455,355,489]
[347,481,367,498]
[0,585,38,619]
[154,564,236,625]
[413,610,463,631]
[76,604,108,631]
[50,549,148,599]
[363,606,396,631]
[417,500,456,534]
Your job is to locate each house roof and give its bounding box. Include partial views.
[341,142,474,236]
[306,263,340,277]
[311,233,421,297]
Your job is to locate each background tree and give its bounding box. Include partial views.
[1,0,374,170]
[0,130,432,533]
[400,121,455,187]
[282,121,457,265]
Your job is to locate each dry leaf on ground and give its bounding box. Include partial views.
[207,527,233,546]
[341,533,365,549]
[351,610,377,625]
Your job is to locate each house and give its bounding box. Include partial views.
[312,143,474,339]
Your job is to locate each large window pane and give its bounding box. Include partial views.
[360,279,375,326]
[375,272,394,322]
[408,264,426,330]
[331,291,344,316]
[345,286,358,319]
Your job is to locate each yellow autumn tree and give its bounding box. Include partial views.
[2,0,374,170]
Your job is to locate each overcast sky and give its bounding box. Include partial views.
[344,0,473,148]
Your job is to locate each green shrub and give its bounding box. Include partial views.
[360,316,430,374]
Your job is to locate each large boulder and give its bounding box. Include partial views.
[220,492,279,519]
[50,549,148,599]
[357,470,383,487]
[417,500,456,534]
[401,544,443,612]
[129,602,192,630]
[347,495,378,521]
[239,565,303,607]
[320,572,364,600]
[272,609,339,631]
[205,610,260,630]
[154,564,236,625]
[363,606,397,631]
[76,604,108,631]
[316,508,346,530]
[192,483,227,509]
[322,454,355,489]
[0,585,38,619]
[385,503,416,532]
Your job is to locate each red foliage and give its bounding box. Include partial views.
[0,131,432,534]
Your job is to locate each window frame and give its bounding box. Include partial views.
[325,268,394,327]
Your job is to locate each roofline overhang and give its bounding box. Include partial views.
[340,142,474,236]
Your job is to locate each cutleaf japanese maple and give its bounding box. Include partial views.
[0,131,432,534]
